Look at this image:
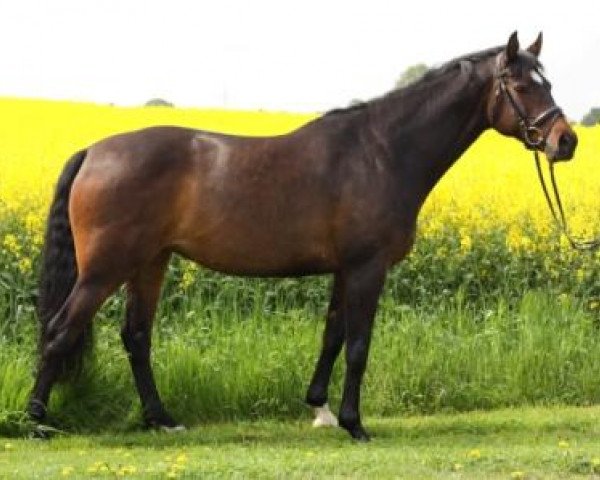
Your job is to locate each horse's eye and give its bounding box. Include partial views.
[513,83,529,93]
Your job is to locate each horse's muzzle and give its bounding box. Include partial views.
[546,127,578,162]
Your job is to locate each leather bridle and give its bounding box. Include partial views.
[493,62,563,150]
[492,57,600,251]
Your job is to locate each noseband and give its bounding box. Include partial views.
[493,65,563,149]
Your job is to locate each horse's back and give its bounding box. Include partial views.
[69,125,341,277]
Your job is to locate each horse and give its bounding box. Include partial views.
[29,32,577,441]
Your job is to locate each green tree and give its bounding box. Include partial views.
[395,63,428,89]
[581,107,600,126]
[144,98,174,107]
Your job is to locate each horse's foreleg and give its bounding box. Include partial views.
[121,253,182,431]
[337,259,386,441]
[306,274,345,427]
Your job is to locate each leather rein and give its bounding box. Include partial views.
[495,66,600,251]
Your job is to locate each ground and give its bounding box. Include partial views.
[2,406,600,479]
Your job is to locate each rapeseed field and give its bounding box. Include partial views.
[0,97,599,309]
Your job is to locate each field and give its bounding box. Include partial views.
[1,98,600,477]
[3,406,600,479]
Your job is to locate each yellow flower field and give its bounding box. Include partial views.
[0,98,315,215]
[0,97,599,292]
[424,124,600,240]
[1,97,598,240]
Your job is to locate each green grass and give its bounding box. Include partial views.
[2,216,600,475]
[2,406,600,478]
[2,290,600,436]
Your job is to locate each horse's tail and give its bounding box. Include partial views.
[37,149,89,380]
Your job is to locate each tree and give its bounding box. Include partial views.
[581,107,600,126]
[144,98,174,107]
[395,63,428,89]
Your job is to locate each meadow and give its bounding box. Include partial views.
[1,98,600,477]
[3,406,600,479]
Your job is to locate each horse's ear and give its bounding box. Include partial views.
[505,31,519,63]
[527,32,543,57]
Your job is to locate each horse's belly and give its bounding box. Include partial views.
[172,234,337,277]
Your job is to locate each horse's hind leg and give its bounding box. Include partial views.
[121,253,182,430]
[306,273,345,427]
[29,276,118,423]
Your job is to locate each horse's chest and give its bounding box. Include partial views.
[386,225,417,266]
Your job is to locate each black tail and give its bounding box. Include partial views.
[37,149,88,380]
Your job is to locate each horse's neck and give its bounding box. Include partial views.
[372,69,492,207]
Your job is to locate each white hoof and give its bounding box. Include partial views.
[312,403,339,428]
[161,424,187,433]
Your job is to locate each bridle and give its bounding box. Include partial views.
[493,57,600,251]
[493,61,563,150]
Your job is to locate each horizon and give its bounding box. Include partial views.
[0,1,598,120]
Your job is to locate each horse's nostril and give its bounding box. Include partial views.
[558,132,577,157]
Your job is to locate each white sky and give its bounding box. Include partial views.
[0,0,598,119]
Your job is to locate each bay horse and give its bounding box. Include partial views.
[29,32,577,441]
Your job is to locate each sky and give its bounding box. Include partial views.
[0,0,598,119]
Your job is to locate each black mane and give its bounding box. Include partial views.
[419,46,504,83]
[324,102,367,117]
[324,45,506,117]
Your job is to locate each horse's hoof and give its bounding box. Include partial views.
[161,424,187,434]
[312,403,339,428]
[351,428,371,442]
[145,412,184,432]
[339,419,370,442]
[28,399,47,423]
[30,424,56,440]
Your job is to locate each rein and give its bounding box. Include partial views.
[496,65,600,251]
[533,150,600,251]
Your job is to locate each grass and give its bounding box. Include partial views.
[2,289,600,437]
[2,406,600,478]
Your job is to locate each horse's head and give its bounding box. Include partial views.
[487,32,577,162]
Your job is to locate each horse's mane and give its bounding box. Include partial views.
[324,45,506,117]
[325,102,368,117]
[418,46,504,83]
